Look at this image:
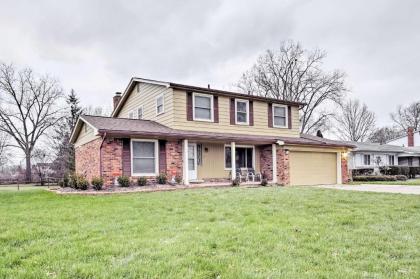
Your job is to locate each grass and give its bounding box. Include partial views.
[351,179,420,186]
[0,187,419,278]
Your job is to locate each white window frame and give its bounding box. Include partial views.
[128,110,135,119]
[131,139,159,176]
[156,94,164,115]
[192,92,214,122]
[137,106,144,119]
[388,155,395,166]
[272,104,288,128]
[224,144,255,170]
[235,99,249,125]
[363,154,371,166]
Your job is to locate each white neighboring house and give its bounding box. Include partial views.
[387,127,419,147]
[348,142,403,173]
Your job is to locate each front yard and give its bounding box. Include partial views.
[0,187,419,278]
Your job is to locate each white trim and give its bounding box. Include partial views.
[188,143,198,180]
[272,144,277,183]
[130,139,159,176]
[137,106,144,119]
[224,144,255,170]
[337,152,342,184]
[235,98,249,125]
[155,94,165,116]
[192,92,214,122]
[183,139,189,185]
[231,142,236,180]
[272,104,288,128]
[69,116,99,144]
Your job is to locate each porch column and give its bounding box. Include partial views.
[183,139,189,185]
[231,142,236,180]
[272,143,277,184]
[336,152,342,184]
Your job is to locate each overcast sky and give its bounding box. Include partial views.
[1,0,419,128]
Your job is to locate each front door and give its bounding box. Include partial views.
[188,143,197,180]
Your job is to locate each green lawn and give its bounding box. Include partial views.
[0,187,419,278]
[351,179,420,186]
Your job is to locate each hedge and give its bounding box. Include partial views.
[409,167,420,178]
[353,175,408,182]
[379,166,410,176]
[352,168,374,176]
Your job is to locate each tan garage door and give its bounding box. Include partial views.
[289,151,337,185]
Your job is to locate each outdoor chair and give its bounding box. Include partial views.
[247,168,262,182]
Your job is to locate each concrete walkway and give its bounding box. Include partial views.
[319,184,420,195]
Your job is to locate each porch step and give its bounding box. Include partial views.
[189,179,205,184]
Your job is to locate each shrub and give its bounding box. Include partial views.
[175,175,183,184]
[58,180,64,187]
[353,175,397,182]
[386,166,410,176]
[352,168,374,176]
[395,175,408,181]
[156,173,167,185]
[409,167,420,178]
[232,177,241,187]
[68,173,81,189]
[91,177,104,190]
[77,177,89,190]
[63,173,70,187]
[260,178,268,186]
[137,177,147,186]
[117,175,130,187]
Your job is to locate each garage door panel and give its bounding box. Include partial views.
[290,151,337,185]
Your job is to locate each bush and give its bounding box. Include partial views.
[77,177,89,190]
[232,177,241,187]
[91,177,104,190]
[58,180,64,187]
[352,168,374,176]
[260,178,268,186]
[68,173,86,189]
[409,167,420,178]
[353,175,397,182]
[385,166,410,176]
[175,175,182,184]
[156,173,167,184]
[395,175,408,181]
[137,177,147,186]
[117,175,130,187]
[63,173,70,187]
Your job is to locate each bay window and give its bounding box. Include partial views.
[131,139,158,176]
[193,93,213,121]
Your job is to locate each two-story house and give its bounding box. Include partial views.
[69,77,353,186]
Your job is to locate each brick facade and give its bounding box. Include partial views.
[75,138,101,183]
[341,155,349,184]
[165,140,183,181]
[100,138,124,186]
[260,145,273,180]
[277,148,290,186]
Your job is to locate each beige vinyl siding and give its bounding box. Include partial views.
[197,143,261,179]
[117,83,174,126]
[74,123,100,147]
[172,90,300,137]
[289,151,337,186]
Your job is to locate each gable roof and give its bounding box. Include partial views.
[70,115,353,148]
[348,142,406,153]
[111,77,306,117]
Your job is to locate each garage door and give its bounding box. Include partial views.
[289,151,337,185]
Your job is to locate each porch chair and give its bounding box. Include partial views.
[247,168,262,182]
[236,168,248,182]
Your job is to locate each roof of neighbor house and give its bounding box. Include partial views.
[112,77,306,117]
[70,115,354,148]
[348,142,406,153]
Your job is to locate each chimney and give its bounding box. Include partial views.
[408,127,414,147]
[113,92,122,110]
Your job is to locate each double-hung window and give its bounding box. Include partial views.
[137,107,143,119]
[156,95,164,115]
[193,93,213,121]
[235,99,249,125]
[388,155,394,166]
[363,154,371,166]
[273,104,287,128]
[131,140,158,176]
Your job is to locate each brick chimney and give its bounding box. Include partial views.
[407,127,414,147]
[113,92,122,110]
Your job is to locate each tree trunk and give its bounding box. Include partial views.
[25,154,32,183]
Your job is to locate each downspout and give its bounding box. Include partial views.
[99,132,107,177]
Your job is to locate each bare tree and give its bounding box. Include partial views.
[83,105,112,116]
[334,99,376,142]
[238,41,347,134]
[369,126,403,144]
[0,63,63,182]
[32,148,54,186]
[390,101,420,131]
[0,131,10,166]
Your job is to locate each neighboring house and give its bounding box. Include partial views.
[348,142,420,172]
[69,77,353,186]
[387,127,419,147]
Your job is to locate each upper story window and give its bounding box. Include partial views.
[193,93,213,122]
[131,139,158,176]
[363,154,371,165]
[235,99,249,125]
[388,155,394,165]
[272,104,287,128]
[128,111,135,119]
[156,95,164,115]
[137,107,143,119]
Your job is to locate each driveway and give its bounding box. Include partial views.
[319,184,420,195]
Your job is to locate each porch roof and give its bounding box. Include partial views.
[72,115,354,148]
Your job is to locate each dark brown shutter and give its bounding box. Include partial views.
[159,140,167,175]
[288,106,292,129]
[187,92,193,121]
[230,98,235,125]
[213,96,219,123]
[249,101,254,126]
[122,138,131,176]
[268,103,273,127]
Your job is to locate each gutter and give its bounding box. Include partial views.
[99,132,107,177]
